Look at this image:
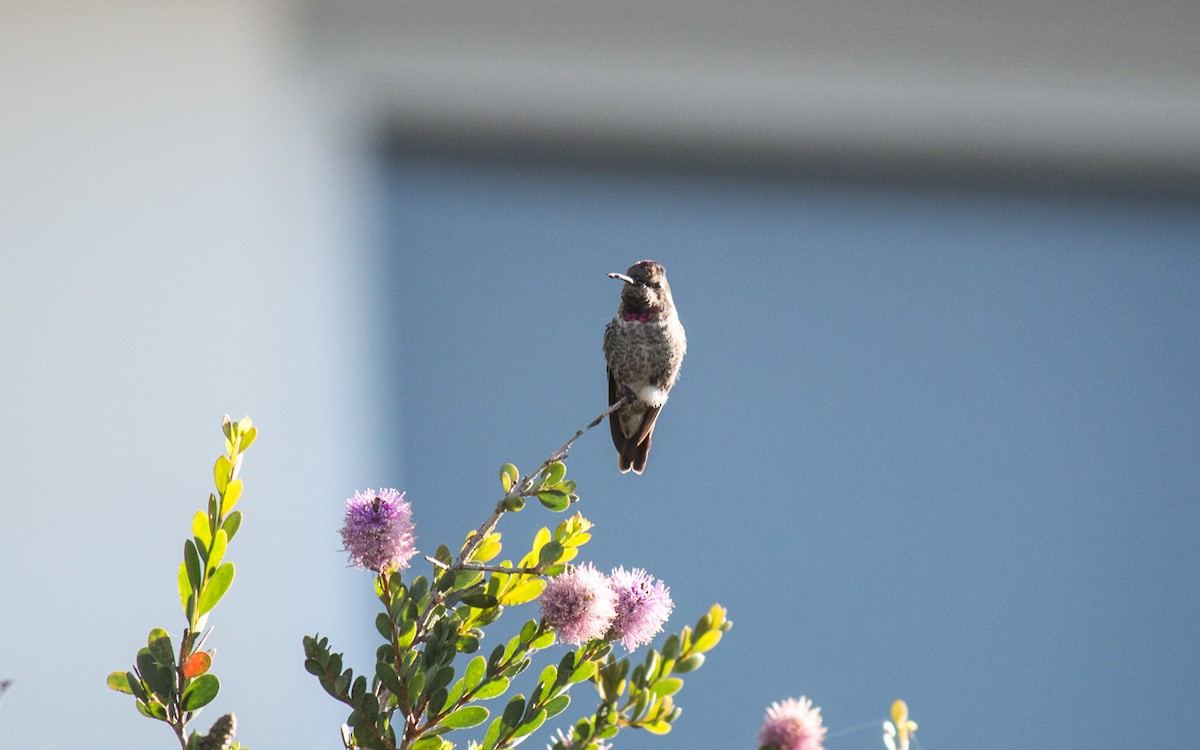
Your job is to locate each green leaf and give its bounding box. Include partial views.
[544,694,570,718]
[197,562,235,616]
[457,634,480,653]
[460,592,499,609]
[498,579,545,606]
[537,541,564,565]
[360,692,380,719]
[482,716,503,750]
[239,426,257,452]
[221,479,243,515]
[574,718,595,741]
[691,629,722,653]
[435,689,456,722]
[487,643,506,670]
[427,665,456,697]
[652,677,683,696]
[214,455,230,494]
[501,694,525,729]
[568,661,595,683]
[377,662,403,695]
[543,461,566,486]
[106,671,133,694]
[221,510,243,542]
[500,464,519,492]
[178,561,193,615]
[537,490,570,512]
[409,576,430,604]
[208,529,228,573]
[136,648,174,702]
[470,536,502,564]
[661,634,679,662]
[464,655,486,692]
[397,620,417,649]
[412,737,446,750]
[513,708,546,738]
[435,544,453,566]
[474,677,509,700]
[642,719,671,735]
[125,671,148,702]
[503,495,526,512]
[147,628,175,667]
[138,699,169,721]
[441,676,467,713]
[408,670,426,701]
[192,510,212,547]
[181,673,220,711]
[442,705,489,729]
[672,654,705,673]
[184,540,202,592]
[503,657,532,680]
[536,665,557,698]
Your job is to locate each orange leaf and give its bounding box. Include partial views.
[182,652,212,678]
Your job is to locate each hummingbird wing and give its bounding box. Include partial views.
[628,404,661,447]
[608,368,626,454]
[610,372,662,474]
[621,405,661,475]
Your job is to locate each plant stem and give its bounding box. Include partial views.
[413,398,627,639]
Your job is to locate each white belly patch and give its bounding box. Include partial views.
[637,384,669,407]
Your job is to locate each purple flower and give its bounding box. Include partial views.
[340,488,416,574]
[539,563,617,644]
[759,697,827,750]
[606,567,673,650]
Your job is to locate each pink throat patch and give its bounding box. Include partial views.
[622,311,652,322]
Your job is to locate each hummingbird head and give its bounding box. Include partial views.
[609,260,675,319]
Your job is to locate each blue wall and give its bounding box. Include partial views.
[376,157,1200,750]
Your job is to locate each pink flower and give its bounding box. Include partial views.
[606,567,673,650]
[339,488,417,574]
[539,563,617,644]
[759,696,827,750]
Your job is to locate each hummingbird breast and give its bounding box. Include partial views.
[603,314,687,408]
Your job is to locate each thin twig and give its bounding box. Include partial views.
[412,398,628,643]
[425,556,548,575]
[544,396,627,466]
[455,396,627,568]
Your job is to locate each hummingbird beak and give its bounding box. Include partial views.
[608,272,635,285]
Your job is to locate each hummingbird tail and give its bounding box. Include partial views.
[619,434,651,474]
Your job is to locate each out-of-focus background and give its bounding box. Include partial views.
[2,2,1198,749]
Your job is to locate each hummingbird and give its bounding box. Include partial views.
[603,261,687,474]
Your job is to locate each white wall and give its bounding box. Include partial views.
[303,0,1200,181]
[0,2,381,747]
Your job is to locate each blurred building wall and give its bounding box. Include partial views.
[1,2,1196,748]
[1,3,378,747]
